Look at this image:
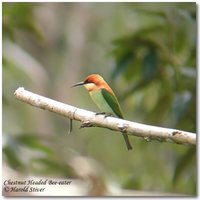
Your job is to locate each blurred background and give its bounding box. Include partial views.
[3,2,196,196]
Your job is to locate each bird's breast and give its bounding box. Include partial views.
[89,90,114,114]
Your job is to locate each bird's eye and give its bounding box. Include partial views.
[85,79,93,84]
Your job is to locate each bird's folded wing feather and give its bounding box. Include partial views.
[101,88,124,118]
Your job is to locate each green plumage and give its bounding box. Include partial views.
[72,74,133,150]
[89,88,132,150]
[89,88,123,118]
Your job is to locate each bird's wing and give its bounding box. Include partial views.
[101,88,124,118]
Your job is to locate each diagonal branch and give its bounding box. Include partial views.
[14,87,196,146]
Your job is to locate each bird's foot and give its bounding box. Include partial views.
[95,112,114,118]
[119,125,128,133]
[95,112,106,116]
[80,120,93,129]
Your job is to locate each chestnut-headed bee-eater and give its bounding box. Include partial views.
[72,74,133,150]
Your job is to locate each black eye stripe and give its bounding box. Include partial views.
[84,80,94,84]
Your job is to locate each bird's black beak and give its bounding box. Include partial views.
[71,81,85,88]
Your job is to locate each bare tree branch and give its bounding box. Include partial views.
[14,87,196,146]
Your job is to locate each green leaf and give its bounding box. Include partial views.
[173,147,196,185]
[142,48,158,80]
[30,157,74,177]
[171,91,192,126]
[17,134,53,155]
[3,146,24,171]
[3,3,42,40]
[111,51,134,79]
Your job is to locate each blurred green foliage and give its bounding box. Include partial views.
[3,2,196,195]
[111,3,196,128]
[3,3,42,40]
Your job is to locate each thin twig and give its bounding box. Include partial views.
[68,119,73,134]
[14,87,196,146]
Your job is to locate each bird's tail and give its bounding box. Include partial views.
[122,133,133,150]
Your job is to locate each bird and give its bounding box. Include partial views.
[72,74,133,150]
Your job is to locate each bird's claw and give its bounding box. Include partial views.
[80,120,93,129]
[95,112,114,118]
[118,124,128,133]
[95,112,106,116]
